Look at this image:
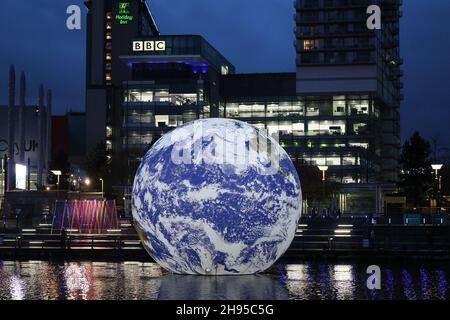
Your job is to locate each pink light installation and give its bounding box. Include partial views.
[51,200,119,234]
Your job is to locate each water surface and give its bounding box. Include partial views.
[0,260,448,300]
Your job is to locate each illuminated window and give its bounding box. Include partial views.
[105,73,112,81]
[343,157,358,166]
[106,140,112,151]
[353,123,367,135]
[155,115,170,127]
[106,12,112,19]
[349,99,369,115]
[292,122,304,136]
[349,142,369,149]
[303,39,320,50]
[306,106,319,116]
[106,23,112,30]
[106,53,112,61]
[106,32,112,40]
[237,104,253,118]
[267,103,279,117]
[106,126,113,138]
[307,120,346,136]
[251,104,265,117]
[226,103,239,118]
[333,96,346,115]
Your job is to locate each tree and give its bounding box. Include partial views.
[440,149,450,204]
[398,132,433,206]
[84,133,164,197]
[84,142,119,197]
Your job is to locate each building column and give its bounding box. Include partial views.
[37,85,45,188]
[46,90,52,173]
[18,72,26,164]
[7,65,16,191]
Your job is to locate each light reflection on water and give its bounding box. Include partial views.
[0,260,449,300]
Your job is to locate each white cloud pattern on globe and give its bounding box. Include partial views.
[132,119,302,275]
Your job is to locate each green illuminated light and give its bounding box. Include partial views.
[116,2,134,25]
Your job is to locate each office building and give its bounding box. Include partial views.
[294,0,403,183]
[85,0,403,208]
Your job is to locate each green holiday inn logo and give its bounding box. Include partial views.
[116,2,133,24]
[118,2,130,13]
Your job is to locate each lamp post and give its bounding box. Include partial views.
[318,166,329,182]
[318,166,329,209]
[432,164,443,183]
[50,170,62,190]
[99,178,104,199]
[431,164,443,208]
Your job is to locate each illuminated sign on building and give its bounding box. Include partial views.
[115,2,134,25]
[15,164,27,190]
[133,41,166,52]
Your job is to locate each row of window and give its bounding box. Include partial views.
[248,120,369,137]
[123,131,370,153]
[302,37,374,50]
[223,98,371,118]
[298,23,371,36]
[299,51,375,64]
[126,114,184,128]
[300,0,372,9]
[299,10,369,22]
[124,90,198,105]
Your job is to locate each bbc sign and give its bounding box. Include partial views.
[133,41,166,52]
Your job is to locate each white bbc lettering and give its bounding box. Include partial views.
[155,41,166,51]
[133,41,144,51]
[144,41,154,51]
[133,41,166,52]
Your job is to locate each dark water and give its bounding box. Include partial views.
[0,260,449,300]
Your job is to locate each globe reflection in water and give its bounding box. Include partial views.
[132,119,302,275]
[158,275,289,300]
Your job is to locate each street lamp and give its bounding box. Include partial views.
[318,166,329,210]
[99,178,104,199]
[85,178,91,186]
[431,164,443,191]
[432,164,443,177]
[318,166,329,181]
[50,170,62,190]
[431,164,444,209]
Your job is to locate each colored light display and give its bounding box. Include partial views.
[51,200,119,234]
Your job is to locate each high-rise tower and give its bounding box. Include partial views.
[294,0,402,183]
[85,0,159,159]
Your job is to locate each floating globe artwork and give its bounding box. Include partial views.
[132,118,302,275]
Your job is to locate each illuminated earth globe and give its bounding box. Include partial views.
[132,118,302,275]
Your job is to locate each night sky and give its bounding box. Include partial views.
[0,0,449,145]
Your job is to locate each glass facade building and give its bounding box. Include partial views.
[294,0,403,183]
[120,35,234,177]
[85,0,402,195]
[220,86,380,183]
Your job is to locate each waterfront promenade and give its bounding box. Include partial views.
[2,216,450,261]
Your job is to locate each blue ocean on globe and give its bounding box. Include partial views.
[132,118,302,275]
